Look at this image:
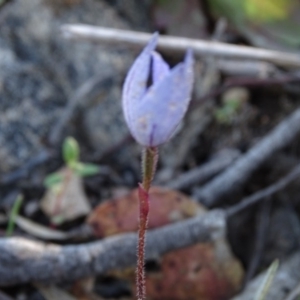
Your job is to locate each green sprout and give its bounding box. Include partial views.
[43,137,100,225]
[63,136,79,168]
[44,136,100,190]
[214,97,243,124]
[254,259,279,300]
[6,194,23,236]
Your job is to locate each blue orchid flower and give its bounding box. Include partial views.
[122,33,194,147]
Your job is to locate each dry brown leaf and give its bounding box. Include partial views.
[144,241,243,300]
[88,186,203,237]
[41,167,91,225]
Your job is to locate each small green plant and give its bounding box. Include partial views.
[44,137,99,224]
[44,137,99,190]
[254,259,279,300]
[6,194,23,236]
[214,98,243,124]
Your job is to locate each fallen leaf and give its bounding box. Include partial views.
[41,167,91,225]
[145,242,243,300]
[88,186,203,237]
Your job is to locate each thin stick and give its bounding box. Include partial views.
[243,201,270,286]
[49,75,113,146]
[61,25,300,68]
[189,73,300,110]
[284,282,300,300]
[194,108,300,207]
[0,150,52,185]
[227,163,300,216]
[0,209,225,286]
[165,149,240,190]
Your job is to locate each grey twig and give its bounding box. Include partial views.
[192,74,300,109]
[0,210,225,286]
[284,282,300,300]
[0,150,53,185]
[216,59,277,77]
[165,149,240,190]
[49,75,113,146]
[243,201,270,287]
[194,108,300,207]
[60,25,300,68]
[227,163,300,216]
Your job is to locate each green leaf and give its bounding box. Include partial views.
[6,194,23,236]
[44,173,64,188]
[245,0,291,22]
[209,0,292,24]
[254,259,279,300]
[63,137,80,166]
[73,163,100,177]
[209,0,300,49]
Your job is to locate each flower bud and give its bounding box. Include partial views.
[122,33,194,147]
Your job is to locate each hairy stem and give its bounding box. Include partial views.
[137,147,158,300]
[141,147,158,190]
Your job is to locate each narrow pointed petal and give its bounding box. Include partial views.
[122,33,158,127]
[130,50,194,146]
[183,49,194,87]
[151,51,170,83]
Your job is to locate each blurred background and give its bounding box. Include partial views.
[1,0,300,299]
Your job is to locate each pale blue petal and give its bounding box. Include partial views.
[122,33,158,129]
[130,50,194,146]
[151,51,170,83]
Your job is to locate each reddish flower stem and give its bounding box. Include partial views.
[137,184,149,300]
[136,147,158,300]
